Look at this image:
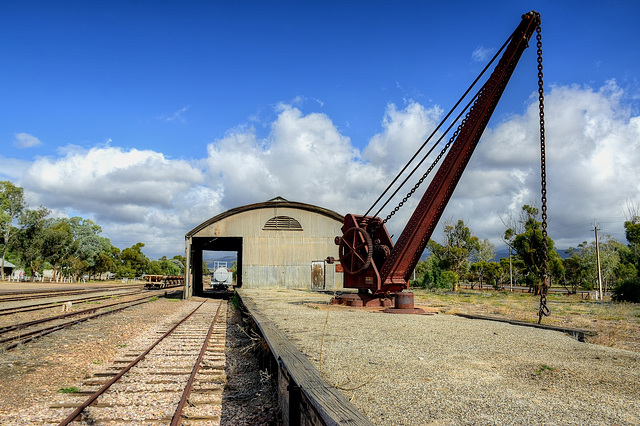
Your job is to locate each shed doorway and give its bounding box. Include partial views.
[189,237,242,298]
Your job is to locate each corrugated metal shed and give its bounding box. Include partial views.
[185,197,344,296]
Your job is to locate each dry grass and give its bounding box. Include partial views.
[413,289,640,352]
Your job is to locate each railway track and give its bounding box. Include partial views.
[0,285,144,303]
[48,299,227,425]
[0,289,147,317]
[0,293,171,351]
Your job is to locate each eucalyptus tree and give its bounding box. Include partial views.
[118,242,150,278]
[0,181,27,280]
[565,236,622,293]
[504,205,561,294]
[14,206,51,278]
[41,218,75,281]
[148,256,181,276]
[440,219,480,290]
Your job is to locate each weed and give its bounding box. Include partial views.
[92,360,102,365]
[534,364,555,375]
[231,292,241,311]
[57,386,80,394]
[148,296,159,302]
[117,344,127,348]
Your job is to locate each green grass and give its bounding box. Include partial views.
[534,364,556,375]
[231,293,241,311]
[57,386,80,394]
[412,289,640,352]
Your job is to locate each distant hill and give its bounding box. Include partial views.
[494,247,571,261]
[204,254,237,270]
[418,246,571,263]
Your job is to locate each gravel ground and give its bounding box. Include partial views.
[0,294,280,425]
[240,289,640,426]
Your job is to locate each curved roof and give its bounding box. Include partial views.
[186,196,344,237]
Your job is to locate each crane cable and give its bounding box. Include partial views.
[363,34,514,220]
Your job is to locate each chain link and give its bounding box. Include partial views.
[537,25,550,323]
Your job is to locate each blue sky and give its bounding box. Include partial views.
[2,0,640,258]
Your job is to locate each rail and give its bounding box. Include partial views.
[55,299,227,425]
[0,293,173,350]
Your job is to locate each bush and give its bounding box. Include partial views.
[440,271,459,290]
[612,277,640,303]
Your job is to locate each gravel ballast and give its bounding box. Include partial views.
[0,294,280,425]
[239,289,639,425]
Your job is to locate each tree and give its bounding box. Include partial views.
[41,219,74,281]
[14,206,50,278]
[118,242,150,278]
[148,256,181,276]
[469,261,489,289]
[612,277,640,303]
[484,261,504,289]
[413,247,450,290]
[624,217,640,273]
[565,236,622,293]
[170,255,185,274]
[0,181,27,280]
[66,217,114,279]
[563,246,588,293]
[440,219,480,291]
[504,205,560,294]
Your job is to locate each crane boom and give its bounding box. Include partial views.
[335,11,542,297]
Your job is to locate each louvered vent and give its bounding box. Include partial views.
[263,216,303,231]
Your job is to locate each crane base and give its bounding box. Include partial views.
[382,291,432,315]
[382,307,429,314]
[331,291,434,314]
[330,293,393,308]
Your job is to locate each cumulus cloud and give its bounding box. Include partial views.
[454,80,640,247]
[8,81,640,258]
[13,132,41,148]
[205,104,378,214]
[19,146,223,256]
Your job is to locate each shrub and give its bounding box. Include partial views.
[440,271,459,290]
[612,277,640,303]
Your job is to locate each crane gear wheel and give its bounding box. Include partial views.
[338,227,373,274]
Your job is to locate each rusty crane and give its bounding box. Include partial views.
[331,11,549,318]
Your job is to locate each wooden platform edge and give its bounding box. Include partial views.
[237,290,373,426]
[454,312,598,342]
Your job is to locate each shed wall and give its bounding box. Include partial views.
[193,206,343,289]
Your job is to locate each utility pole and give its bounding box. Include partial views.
[593,221,603,301]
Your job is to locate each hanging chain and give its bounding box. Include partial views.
[537,25,550,323]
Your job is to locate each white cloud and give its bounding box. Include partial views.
[18,146,223,256]
[161,106,189,123]
[13,132,42,148]
[204,104,377,214]
[472,45,494,62]
[451,80,640,248]
[7,81,640,258]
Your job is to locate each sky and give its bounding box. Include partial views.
[1,0,640,260]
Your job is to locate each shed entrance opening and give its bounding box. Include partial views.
[189,237,242,298]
